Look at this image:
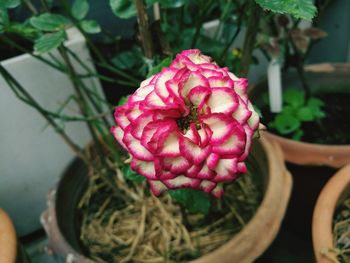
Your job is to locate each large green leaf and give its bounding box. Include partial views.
[6,23,40,40]
[5,0,20,8]
[80,20,101,34]
[255,0,317,21]
[34,30,66,54]
[72,0,89,20]
[0,5,9,32]
[297,107,314,121]
[169,188,211,215]
[30,13,70,31]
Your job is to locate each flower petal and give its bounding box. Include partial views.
[198,180,216,193]
[110,126,127,150]
[213,158,238,182]
[123,126,154,161]
[205,88,238,114]
[114,105,130,130]
[211,184,224,198]
[188,86,211,110]
[131,158,157,179]
[212,125,246,155]
[163,175,200,189]
[180,137,211,165]
[161,156,191,174]
[148,180,167,196]
[201,113,235,145]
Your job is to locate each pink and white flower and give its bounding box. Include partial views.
[111,49,260,198]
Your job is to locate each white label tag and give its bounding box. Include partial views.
[267,59,282,113]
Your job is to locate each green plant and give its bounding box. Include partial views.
[269,88,325,140]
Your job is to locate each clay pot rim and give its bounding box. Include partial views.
[312,163,350,263]
[265,131,350,150]
[0,208,18,263]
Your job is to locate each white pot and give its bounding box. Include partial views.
[0,28,105,236]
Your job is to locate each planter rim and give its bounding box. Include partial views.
[0,208,17,263]
[42,134,292,263]
[312,163,350,263]
[263,132,350,168]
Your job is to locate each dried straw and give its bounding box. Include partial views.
[78,162,261,263]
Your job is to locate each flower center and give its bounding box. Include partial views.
[176,104,201,132]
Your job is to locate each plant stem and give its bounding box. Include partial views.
[0,64,88,162]
[135,0,154,59]
[219,14,243,61]
[58,47,104,154]
[240,0,261,76]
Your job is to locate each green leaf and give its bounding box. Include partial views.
[111,50,138,70]
[6,23,40,40]
[72,0,89,20]
[307,97,326,118]
[109,0,137,19]
[5,0,20,8]
[255,0,317,21]
[117,96,129,106]
[147,56,172,77]
[272,112,301,135]
[30,13,70,31]
[283,88,305,108]
[297,107,314,121]
[292,129,304,141]
[122,165,145,183]
[156,0,186,8]
[0,5,9,32]
[169,188,211,215]
[109,0,156,19]
[34,30,66,54]
[80,20,101,34]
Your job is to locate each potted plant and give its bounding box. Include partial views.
[1,0,314,262]
[312,163,350,263]
[247,1,350,249]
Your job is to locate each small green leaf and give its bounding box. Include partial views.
[109,0,137,19]
[30,13,70,31]
[34,30,66,54]
[109,0,155,19]
[292,129,304,141]
[147,56,172,77]
[283,88,305,108]
[80,20,101,34]
[5,0,20,8]
[297,107,314,121]
[111,51,138,70]
[307,98,326,118]
[255,0,317,21]
[272,112,301,135]
[117,96,129,106]
[122,165,145,183]
[72,0,89,20]
[169,188,211,215]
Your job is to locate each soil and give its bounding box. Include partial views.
[260,91,350,145]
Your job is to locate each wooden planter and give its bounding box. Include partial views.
[250,63,350,168]
[41,135,292,263]
[0,209,17,263]
[312,164,350,263]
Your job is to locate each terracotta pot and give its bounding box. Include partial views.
[42,134,292,263]
[250,63,350,168]
[312,163,350,263]
[0,209,17,263]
